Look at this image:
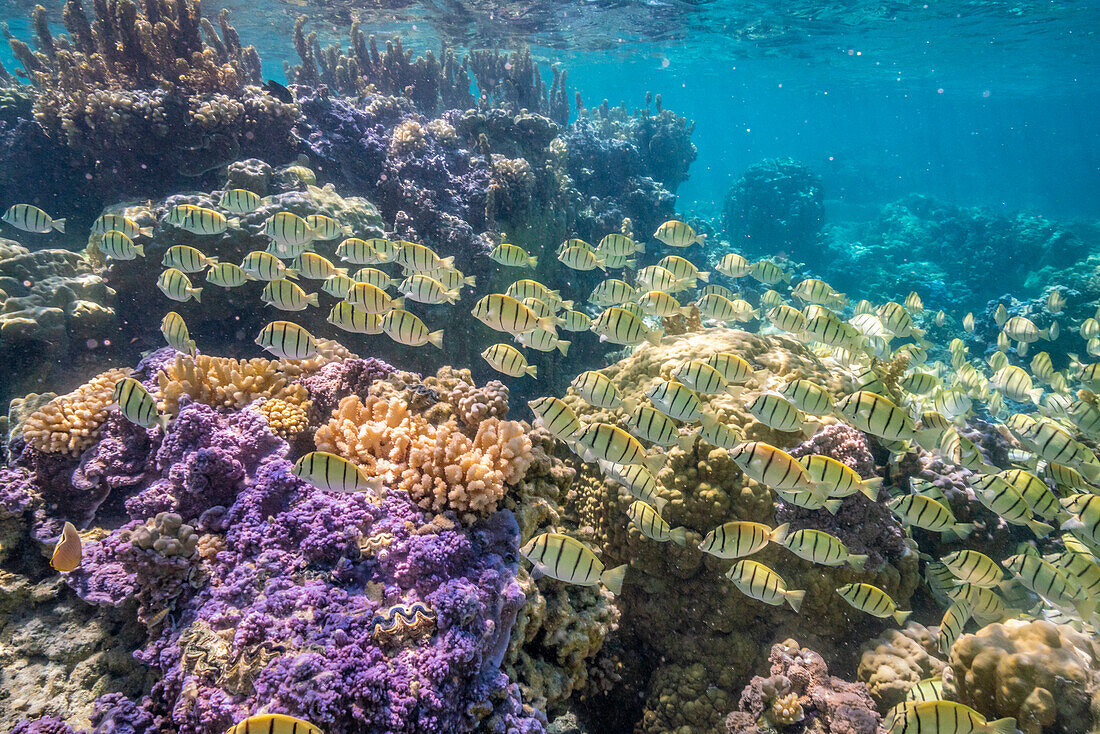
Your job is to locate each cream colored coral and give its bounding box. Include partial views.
[257,398,309,438]
[21,368,131,455]
[157,354,308,416]
[769,691,804,725]
[389,120,427,155]
[314,393,533,521]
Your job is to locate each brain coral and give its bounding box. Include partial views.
[558,327,918,734]
[946,619,1100,734]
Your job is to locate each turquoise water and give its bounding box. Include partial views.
[2,2,1100,733]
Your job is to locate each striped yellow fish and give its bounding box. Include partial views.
[803,315,862,350]
[626,404,684,447]
[835,391,924,444]
[905,678,943,704]
[716,252,752,278]
[698,521,788,559]
[50,521,81,573]
[634,265,678,292]
[180,206,236,235]
[1003,315,1052,344]
[767,304,808,334]
[558,245,605,271]
[292,451,383,495]
[658,254,707,283]
[749,259,789,285]
[653,219,704,248]
[1060,493,1100,546]
[348,282,403,314]
[705,353,757,385]
[935,309,946,326]
[570,371,622,409]
[304,214,348,240]
[998,468,1063,521]
[597,232,642,256]
[779,379,833,416]
[398,274,459,305]
[877,301,923,339]
[99,230,145,260]
[337,237,386,265]
[700,283,738,300]
[352,267,395,290]
[900,372,941,396]
[1048,550,1100,599]
[886,701,1014,734]
[591,306,662,346]
[729,442,818,492]
[394,241,453,273]
[792,278,846,307]
[489,242,537,268]
[225,714,324,734]
[599,461,666,512]
[836,582,909,625]
[473,294,556,335]
[574,422,662,471]
[942,550,1003,588]
[164,203,199,226]
[218,188,261,214]
[697,293,757,323]
[381,308,443,348]
[646,380,704,422]
[520,532,627,594]
[600,253,636,269]
[507,279,566,308]
[695,415,743,449]
[636,290,689,318]
[781,528,868,571]
[163,244,216,272]
[527,397,581,444]
[795,455,881,501]
[91,213,149,238]
[160,312,196,356]
[991,365,1042,404]
[157,268,202,303]
[521,297,554,318]
[255,321,318,360]
[321,274,355,299]
[559,309,593,332]
[206,262,253,288]
[673,360,738,396]
[774,487,842,514]
[240,251,298,281]
[937,600,973,655]
[517,328,570,355]
[3,203,64,233]
[747,393,818,436]
[589,278,637,307]
[887,493,974,536]
[1045,462,1098,493]
[264,211,316,252]
[1004,551,1090,612]
[903,291,924,314]
[293,252,346,280]
[558,237,594,254]
[327,302,383,334]
[626,500,687,545]
[262,278,319,311]
[970,473,1053,537]
[482,343,537,378]
[113,377,164,429]
[726,560,804,612]
[946,583,1008,623]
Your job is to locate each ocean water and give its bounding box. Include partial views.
[1,2,1100,734]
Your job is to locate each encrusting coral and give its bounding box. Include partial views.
[20,368,131,455]
[857,622,946,712]
[945,619,1100,734]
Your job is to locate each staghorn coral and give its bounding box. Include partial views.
[726,640,880,734]
[315,390,534,522]
[857,622,946,713]
[20,368,131,455]
[945,619,1100,734]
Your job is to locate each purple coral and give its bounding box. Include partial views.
[298,357,397,424]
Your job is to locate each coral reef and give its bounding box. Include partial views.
[559,327,918,734]
[857,622,946,712]
[20,368,131,455]
[945,619,1100,734]
[722,158,824,257]
[725,640,880,734]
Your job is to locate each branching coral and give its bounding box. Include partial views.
[20,368,131,455]
[156,353,309,416]
[256,398,309,439]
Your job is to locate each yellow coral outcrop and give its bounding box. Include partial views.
[257,398,310,438]
[21,368,131,455]
[157,354,309,416]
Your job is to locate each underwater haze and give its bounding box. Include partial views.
[1,1,1100,734]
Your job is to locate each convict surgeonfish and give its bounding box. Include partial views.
[489,242,538,268]
[885,701,1015,734]
[157,268,202,303]
[3,203,64,233]
[162,244,216,272]
[482,343,537,378]
[726,560,804,612]
[292,451,383,496]
[262,278,319,311]
[91,213,150,238]
[381,309,443,348]
[327,302,383,334]
[836,583,910,625]
[206,262,253,288]
[781,528,868,571]
[626,500,688,545]
[255,321,318,360]
[160,312,196,356]
[113,377,166,429]
[573,422,663,471]
[520,533,627,594]
[225,714,324,734]
[729,442,819,492]
[653,219,705,248]
[698,521,788,560]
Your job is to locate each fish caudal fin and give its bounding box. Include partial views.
[824,498,843,515]
[801,420,821,437]
[645,329,663,346]
[644,453,666,473]
[440,256,455,269]
[52,218,66,233]
[525,364,538,378]
[669,527,688,547]
[464,275,477,287]
[444,289,460,305]
[984,719,1017,734]
[190,287,202,303]
[392,296,405,310]
[428,330,444,349]
[785,589,806,613]
[847,554,869,572]
[601,564,627,595]
[893,609,912,626]
[139,227,153,237]
[134,244,145,257]
[770,522,790,544]
[697,271,709,283]
[859,477,883,501]
[307,293,320,307]
[527,256,538,268]
[1028,519,1054,538]
[556,339,570,356]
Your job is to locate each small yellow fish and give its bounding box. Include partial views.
[658,255,708,283]
[337,237,387,265]
[1046,289,1066,314]
[886,701,1015,734]
[520,533,626,594]
[398,274,459,305]
[626,500,687,545]
[3,203,64,233]
[716,252,751,278]
[634,265,678,292]
[558,245,605,272]
[942,550,1002,588]
[646,380,704,422]
[559,309,593,332]
[963,312,975,332]
[482,343,537,378]
[599,460,667,511]
[696,294,756,323]
[937,600,972,655]
[164,203,199,226]
[160,312,196,356]
[698,521,788,559]
[50,521,81,572]
[255,321,318,360]
[625,404,683,447]
[292,451,383,495]
[726,560,804,611]
[489,242,538,268]
[225,714,324,734]
[780,379,833,416]
[836,582,910,625]
[113,377,165,429]
[516,327,570,355]
[264,211,316,252]
[321,274,355,299]
[527,397,582,443]
[747,393,817,435]
[591,306,661,346]
[305,213,348,240]
[99,230,145,260]
[206,262,254,288]
[157,268,202,302]
[262,278,319,311]
[327,302,383,334]
[473,294,556,335]
[749,259,789,285]
[352,267,395,290]
[293,252,346,280]
[180,206,236,235]
[653,219,704,248]
[597,232,643,256]
[637,290,689,318]
[589,278,637,307]
[781,528,868,571]
[347,282,403,314]
[240,251,299,281]
[394,241,452,273]
[571,371,622,408]
[574,422,662,470]
[91,213,150,238]
[163,244,216,272]
[672,360,738,396]
[729,442,818,492]
[381,308,443,348]
[795,454,881,501]
[218,188,261,214]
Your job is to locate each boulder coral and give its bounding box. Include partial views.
[945,619,1100,734]
[857,622,947,712]
[559,327,919,734]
